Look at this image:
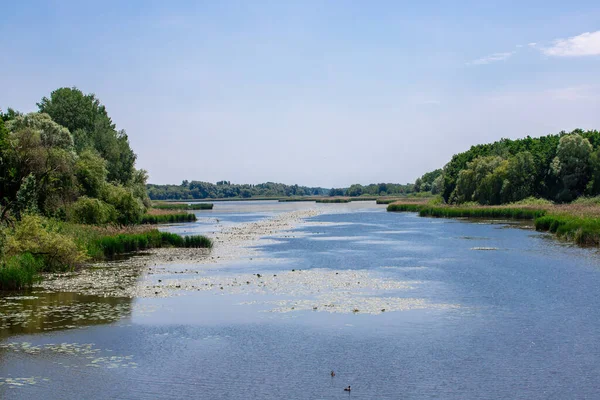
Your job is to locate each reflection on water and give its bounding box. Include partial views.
[0,292,133,339]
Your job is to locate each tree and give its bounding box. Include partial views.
[346,184,363,197]
[3,118,76,217]
[551,134,592,201]
[7,112,73,150]
[452,156,505,204]
[501,151,536,203]
[38,87,136,184]
[431,174,444,195]
[75,149,108,198]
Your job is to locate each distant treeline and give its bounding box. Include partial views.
[147,181,415,200]
[147,181,329,200]
[412,129,600,204]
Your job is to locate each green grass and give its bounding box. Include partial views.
[140,213,197,224]
[278,198,318,202]
[387,201,600,248]
[386,203,425,212]
[387,204,546,219]
[0,253,44,291]
[534,215,600,246]
[315,198,351,203]
[152,203,213,210]
[90,230,212,259]
[377,198,403,204]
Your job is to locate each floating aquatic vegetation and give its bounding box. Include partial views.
[2,296,39,300]
[30,210,322,299]
[86,355,137,369]
[0,342,100,356]
[262,296,457,315]
[0,342,137,370]
[0,376,49,387]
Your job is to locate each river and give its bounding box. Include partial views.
[1,200,599,399]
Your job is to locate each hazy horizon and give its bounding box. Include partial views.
[2,1,599,187]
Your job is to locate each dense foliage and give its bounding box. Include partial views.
[1,88,148,225]
[0,88,210,290]
[340,183,414,197]
[412,129,600,205]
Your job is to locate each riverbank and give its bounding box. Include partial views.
[0,217,212,291]
[387,200,600,247]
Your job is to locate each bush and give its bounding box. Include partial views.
[69,197,117,225]
[101,184,146,225]
[4,214,88,271]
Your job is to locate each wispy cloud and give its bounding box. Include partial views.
[542,31,600,57]
[467,51,514,66]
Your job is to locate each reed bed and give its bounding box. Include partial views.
[388,200,600,248]
[387,203,546,219]
[151,202,213,210]
[141,213,197,224]
[534,215,600,246]
[315,198,351,203]
[91,230,213,258]
[278,198,318,202]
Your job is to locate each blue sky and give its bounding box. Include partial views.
[1,1,600,186]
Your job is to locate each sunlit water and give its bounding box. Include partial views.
[2,201,600,399]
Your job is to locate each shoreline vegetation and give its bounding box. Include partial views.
[140,213,197,224]
[0,88,212,291]
[151,202,213,210]
[387,197,600,247]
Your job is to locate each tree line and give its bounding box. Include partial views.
[147,181,329,200]
[148,181,416,200]
[412,129,600,204]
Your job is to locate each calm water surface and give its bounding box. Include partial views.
[1,201,600,399]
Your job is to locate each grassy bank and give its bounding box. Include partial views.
[534,215,600,246]
[388,199,600,248]
[152,202,213,210]
[0,215,212,291]
[387,204,546,219]
[141,213,197,224]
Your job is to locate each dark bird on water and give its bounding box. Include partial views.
[330,370,335,377]
[344,386,351,392]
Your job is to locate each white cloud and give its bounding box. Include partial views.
[528,42,537,47]
[467,51,514,66]
[542,31,600,57]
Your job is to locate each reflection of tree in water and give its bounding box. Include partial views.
[0,292,133,340]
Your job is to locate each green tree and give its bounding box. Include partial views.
[501,151,536,203]
[431,174,444,195]
[75,149,108,198]
[7,112,73,150]
[346,184,363,197]
[38,87,136,184]
[551,134,592,201]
